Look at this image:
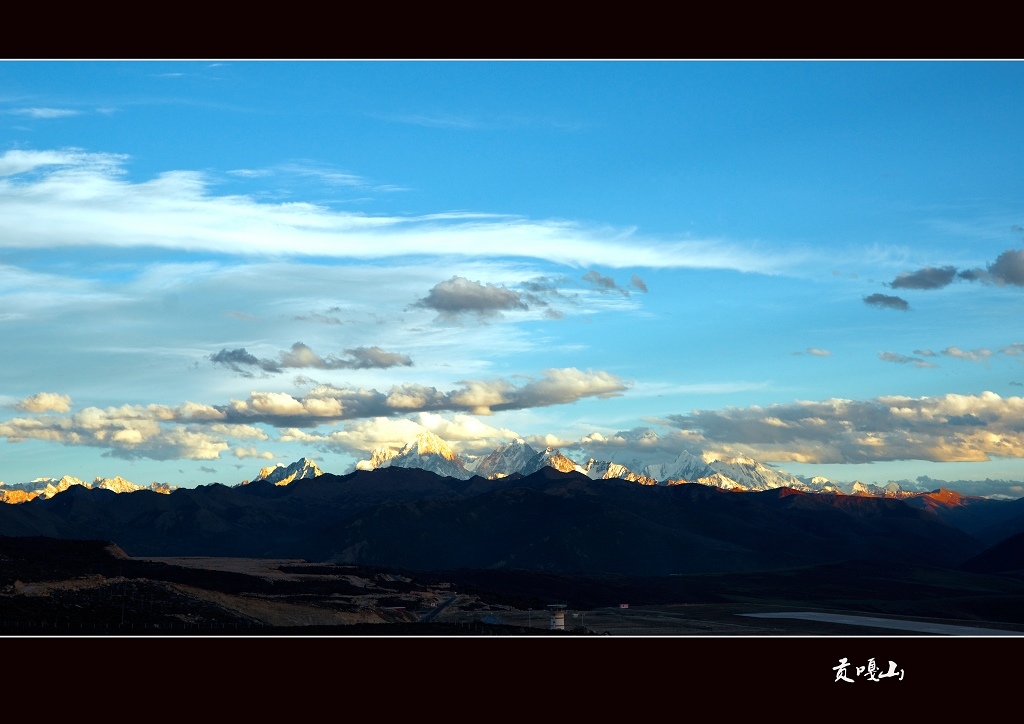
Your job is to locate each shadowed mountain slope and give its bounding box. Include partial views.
[0,468,998,575]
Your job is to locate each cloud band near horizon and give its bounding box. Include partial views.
[664,391,1024,464]
[0,368,629,460]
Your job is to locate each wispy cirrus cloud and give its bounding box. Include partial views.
[8,108,81,119]
[0,148,798,273]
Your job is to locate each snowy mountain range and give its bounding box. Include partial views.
[353,431,917,496]
[0,431,928,505]
[0,475,174,504]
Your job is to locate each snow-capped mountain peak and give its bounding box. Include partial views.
[93,476,143,494]
[252,457,323,486]
[643,450,717,484]
[472,438,539,479]
[400,431,458,460]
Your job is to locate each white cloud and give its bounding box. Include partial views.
[9,108,80,119]
[232,446,274,459]
[15,392,72,413]
[0,148,797,273]
[309,412,521,457]
[664,391,1024,464]
[940,346,992,363]
[0,149,125,177]
[221,368,629,424]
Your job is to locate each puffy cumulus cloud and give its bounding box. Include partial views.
[890,266,958,290]
[177,401,227,420]
[0,149,797,273]
[207,423,268,440]
[211,342,411,377]
[415,412,519,446]
[0,367,628,459]
[0,407,231,461]
[15,392,72,413]
[343,346,413,369]
[958,268,990,283]
[414,276,528,320]
[447,380,514,415]
[0,401,265,461]
[987,248,1024,286]
[298,413,520,458]
[222,367,630,425]
[505,368,629,410]
[317,417,430,454]
[941,346,992,363]
[524,433,577,450]
[955,247,1024,288]
[276,427,328,444]
[864,293,909,311]
[231,446,274,460]
[385,384,446,410]
[243,392,309,416]
[878,352,939,368]
[663,391,1024,464]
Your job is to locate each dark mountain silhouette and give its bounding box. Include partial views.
[960,530,1024,575]
[0,467,1001,575]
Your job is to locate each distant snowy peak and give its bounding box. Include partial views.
[356,447,398,472]
[643,450,717,484]
[0,474,171,504]
[253,457,323,486]
[358,432,472,480]
[38,475,88,499]
[472,438,538,479]
[807,476,844,493]
[584,459,658,486]
[93,476,143,494]
[702,455,806,492]
[851,480,911,498]
[521,447,587,476]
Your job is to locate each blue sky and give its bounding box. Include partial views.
[2,60,1024,495]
